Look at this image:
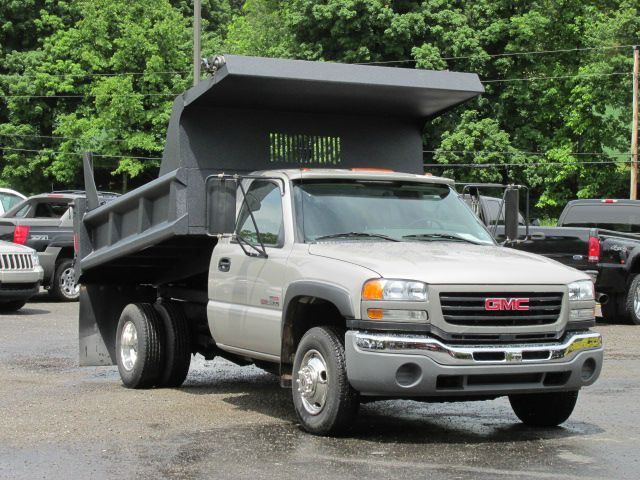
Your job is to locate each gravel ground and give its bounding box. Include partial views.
[0,295,638,479]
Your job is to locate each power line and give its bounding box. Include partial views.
[0,146,162,160]
[0,132,157,146]
[0,71,628,101]
[424,149,632,157]
[1,134,629,159]
[424,159,631,168]
[355,44,636,64]
[0,93,178,99]
[0,70,190,79]
[482,71,630,84]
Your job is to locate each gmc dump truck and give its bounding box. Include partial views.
[75,55,603,435]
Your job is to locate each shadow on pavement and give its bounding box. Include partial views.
[0,306,50,316]
[179,367,604,444]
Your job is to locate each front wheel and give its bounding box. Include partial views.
[509,391,579,427]
[292,326,359,435]
[50,259,80,301]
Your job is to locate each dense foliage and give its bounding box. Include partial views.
[0,0,638,215]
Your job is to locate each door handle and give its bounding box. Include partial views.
[530,232,546,240]
[218,258,231,272]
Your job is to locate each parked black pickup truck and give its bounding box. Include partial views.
[472,195,640,324]
[0,191,118,301]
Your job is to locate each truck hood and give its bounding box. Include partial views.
[308,241,587,285]
[0,240,34,254]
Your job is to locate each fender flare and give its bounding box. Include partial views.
[280,281,355,375]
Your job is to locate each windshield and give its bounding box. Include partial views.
[293,180,495,245]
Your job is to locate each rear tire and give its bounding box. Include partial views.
[292,326,359,435]
[622,274,640,325]
[154,300,191,387]
[600,295,620,323]
[0,300,26,312]
[115,303,164,389]
[509,391,579,427]
[50,259,80,302]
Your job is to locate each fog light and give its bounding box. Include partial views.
[396,363,422,387]
[581,358,596,381]
[367,309,428,323]
[569,308,595,321]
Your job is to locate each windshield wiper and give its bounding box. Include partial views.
[402,233,483,245]
[314,232,399,242]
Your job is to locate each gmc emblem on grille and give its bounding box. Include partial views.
[484,298,530,311]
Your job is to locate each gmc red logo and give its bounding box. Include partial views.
[484,298,530,311]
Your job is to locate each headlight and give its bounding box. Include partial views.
[362,279,428,301]
[568,280,594,301]
[31,253,39,266]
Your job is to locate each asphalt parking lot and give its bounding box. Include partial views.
[0,295,638,480]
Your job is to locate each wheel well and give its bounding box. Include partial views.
[280,296,345,379]
[56,247,74,264]
[628,259,640,275]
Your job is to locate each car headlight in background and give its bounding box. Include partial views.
[568,280,595,301]
[31,253,39,267]
[362,279,428,301]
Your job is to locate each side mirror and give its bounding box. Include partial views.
[531,218,541,227]
[206,177,238,235]
[504,188,519,242]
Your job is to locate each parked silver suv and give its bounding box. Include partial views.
[0,240,44,311]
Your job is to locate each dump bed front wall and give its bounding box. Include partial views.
[165,106,424,174]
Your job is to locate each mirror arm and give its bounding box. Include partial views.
[236,180,268,258]
[235,233,268,258]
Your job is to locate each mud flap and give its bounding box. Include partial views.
[79,284,156,366]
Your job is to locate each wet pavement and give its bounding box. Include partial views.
[0,295,638,479]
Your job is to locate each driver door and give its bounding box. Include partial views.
[209,179,291,358]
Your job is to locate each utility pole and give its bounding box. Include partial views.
[193,0,201,87]
[631,45,639,199]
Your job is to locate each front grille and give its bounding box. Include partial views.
[440,292,563,326]
[0,253,33,270]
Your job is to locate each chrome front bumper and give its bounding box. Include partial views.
[353,331,602,366]
[345,330,603,397]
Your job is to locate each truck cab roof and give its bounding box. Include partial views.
[252,169,455,185]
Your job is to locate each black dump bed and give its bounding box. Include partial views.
[75,55,484,286]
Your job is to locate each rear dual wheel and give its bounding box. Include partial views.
[115,301,191,389]
[603,275,640,325]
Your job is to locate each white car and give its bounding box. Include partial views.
[0,240,44,311]
[0,188,26,216]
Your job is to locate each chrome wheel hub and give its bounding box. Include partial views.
[634,285,640,318]
[296,349,328,415]
[60,267,80,297]
[120,321,138,371]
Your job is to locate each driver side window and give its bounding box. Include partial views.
[236,181,284,247]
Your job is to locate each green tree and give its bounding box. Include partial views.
[225,0,639,216]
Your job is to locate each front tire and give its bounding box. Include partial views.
[509,391,579,427]
[50,259,80,301]
[292,326,359,435]
[115,303,164,389]
[623,274,640,325]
